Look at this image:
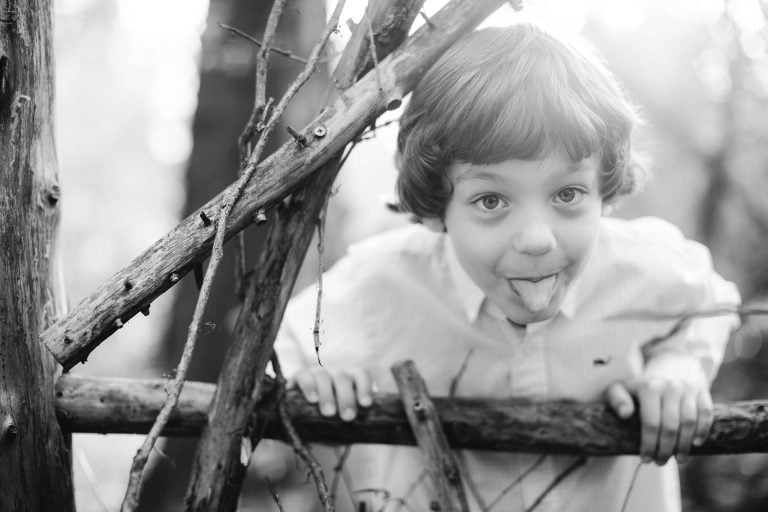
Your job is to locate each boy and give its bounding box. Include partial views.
[273,24,740,512]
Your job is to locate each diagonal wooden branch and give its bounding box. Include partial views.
[392,360,470,512]
[42,0,511,371]
[184,2,424,510]
[55,374,768,455]
[120,3,346,510]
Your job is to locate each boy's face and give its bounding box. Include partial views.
[439,151,603,325]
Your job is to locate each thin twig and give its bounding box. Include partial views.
[619,462,643,512]
[356,117,401,141]
[235,1,286,299]
[483,455,546,512]
[219,22,308,64]
[265,476,286,512]
[312,192,329,366]
[449,348,474,398]
[75,448,110,512]
[331,445,352,502]
[393,470,428,512]
[273,353,336,511]
[120,2,346,509]
[523,457,586,512]
[364,11,384,104]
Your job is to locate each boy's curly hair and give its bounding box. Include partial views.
[396,23,643,219]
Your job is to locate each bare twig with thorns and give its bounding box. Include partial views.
[120,1,346,509]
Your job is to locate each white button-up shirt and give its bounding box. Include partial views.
[275,216,740,512]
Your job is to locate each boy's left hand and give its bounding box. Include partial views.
[605,353,713,465]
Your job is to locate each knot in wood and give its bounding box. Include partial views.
[46,185,61,207]
[1,416,18,444]
[429,500,442,511]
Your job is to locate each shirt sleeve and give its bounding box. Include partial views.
[631,218,741,381]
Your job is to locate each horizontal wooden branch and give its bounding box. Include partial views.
[56,375,768,456]
[41,0,510,371]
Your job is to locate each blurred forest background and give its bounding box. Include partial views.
[53,0,768,510]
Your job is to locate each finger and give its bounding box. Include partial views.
[294,372,319,404]
[605,382,635,419]
[637,380,662,464]
[331,372,358,422]
[656,382,683,465]
[693,392,714,448]
[313,371,337,417]
[351,368,373,407]
[675,393,697,463]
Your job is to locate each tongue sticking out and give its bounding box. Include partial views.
[508,275,558,313]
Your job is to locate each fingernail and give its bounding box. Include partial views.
[693,437,704,447]
[320,402,336,416]
[641,455,652,464]
[341,408,356,421]
[306,391,318,403]
[359,395,372,407]
[618,404,631,418]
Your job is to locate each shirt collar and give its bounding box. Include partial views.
[444,234,582,323]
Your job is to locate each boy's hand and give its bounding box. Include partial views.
[605,354,713,465]
[291,367,373,421]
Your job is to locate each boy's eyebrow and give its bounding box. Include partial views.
[454,168,504,184]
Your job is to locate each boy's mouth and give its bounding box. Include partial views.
[507,274,558,313]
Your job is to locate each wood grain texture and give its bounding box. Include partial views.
[56,375,768,456]
[392,360,469,512]
[41,0,511,371]
[0,1,75,509]
[184,4,425,509]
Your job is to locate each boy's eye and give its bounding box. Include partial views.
[555,187,585,204]
[473,194,505,211]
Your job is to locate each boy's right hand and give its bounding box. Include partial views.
[291,367,373,421]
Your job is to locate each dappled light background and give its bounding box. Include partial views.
[54,0,768,510]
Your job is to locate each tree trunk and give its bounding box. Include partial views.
[0,1,75,510]
[137,1,326,509]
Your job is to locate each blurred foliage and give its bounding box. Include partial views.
[577,1,768,509]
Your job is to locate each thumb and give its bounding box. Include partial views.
[606,382,635,419]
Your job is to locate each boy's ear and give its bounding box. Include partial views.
[421,217,446,233]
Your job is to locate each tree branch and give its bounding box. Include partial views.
[120,2,344,509]
[56,374,768,455]
[184,2,424,509]
[41,0,511,371]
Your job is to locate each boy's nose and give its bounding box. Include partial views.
[511,219,556,256]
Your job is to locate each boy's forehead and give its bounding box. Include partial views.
[452,156,598,183]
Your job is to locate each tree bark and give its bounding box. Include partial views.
[392,360,469,512]
[183,2,424,510]
[56,375,768,456]
[41,0,510,372]
[0,1,75,510]
[136,1,326,509]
